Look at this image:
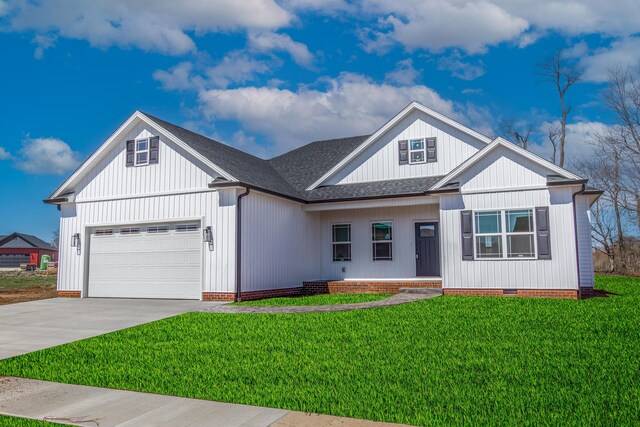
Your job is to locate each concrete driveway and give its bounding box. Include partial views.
[0,298,222,359]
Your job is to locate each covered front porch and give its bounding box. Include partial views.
[303,195,443,288]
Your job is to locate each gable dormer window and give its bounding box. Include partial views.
[398,137,437,165]
[409,139,426,164]
[125,136,159,167]
[135,138,150,166]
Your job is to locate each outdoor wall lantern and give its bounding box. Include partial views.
[203,226,214,251]
[71,233,81,255]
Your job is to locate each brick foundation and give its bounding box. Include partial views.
[303,280,442,295]
[203,286,304,302]
[57,290,81,298]
[443,288,579,300]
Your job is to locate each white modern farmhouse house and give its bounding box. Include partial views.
[46,102,601,301]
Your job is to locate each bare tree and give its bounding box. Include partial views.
[604,65,640,226]
[537,50,582,167]
[545,123,561,164]
[498,117,533,149]
[51,230,59,249]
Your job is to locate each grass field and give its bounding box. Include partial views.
[0,273,56,290]
[0,276,638,425]
[232,293,391,306]
[0,416,67,426]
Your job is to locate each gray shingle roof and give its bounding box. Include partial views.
[140,113,455,202]
[0,233,56,250]
[269,135,369,192]
[304,176,445,201]
[141,113,303,200]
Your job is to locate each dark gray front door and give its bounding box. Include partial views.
[415,222,440,277]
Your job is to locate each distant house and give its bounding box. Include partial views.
[0,233,58,268]
[45,102,601,301]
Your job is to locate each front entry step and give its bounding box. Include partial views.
[399,288,443,295]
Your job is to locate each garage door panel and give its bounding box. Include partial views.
[87,223,202,299]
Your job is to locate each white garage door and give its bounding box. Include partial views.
[87,222,202,299]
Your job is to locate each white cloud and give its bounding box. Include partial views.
[355,1,640,54]
[580,37,640,82]
[359,0,529,54]
[0,147,11,160]
[32,34,56,59]
[14,137,80,175]
[154,52,274,90]
[564,41,589,59]
[248,32,314,68]
[197,72,463,155]
[531,120,612,163]
[206,52,273,88]
[5,0,292,55]
[153,62,197,91]
[0,0,10,16]
[438,52,485,80]
[385,59,419,85]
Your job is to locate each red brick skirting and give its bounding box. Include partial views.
[443,288,579,299]
[57,290,81,298]
[303,280,442,295]
[203,287,304,302]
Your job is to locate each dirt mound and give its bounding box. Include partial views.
[0,286,57,305]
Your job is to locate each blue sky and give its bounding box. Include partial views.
[1,0,639,241]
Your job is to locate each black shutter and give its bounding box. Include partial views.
[125,140,135,167]
[398,140,408,165]
[461,210,474,260]
[149,136,160,164]
[426,137,437,163]
[536,206,551,260]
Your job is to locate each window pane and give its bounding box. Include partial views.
[333,243,351,261]
[373,242,392,260]
[476,235,502,258]
[136,152,148,164]
[475,211,501,234]
[372,222,392,241]
[419,225,435,237]
[409,139,424,150]
[332,225,350,243]
[506,209,533,232]
[136,139,148,150]
[507,234,535,258]
[410,151,425,163]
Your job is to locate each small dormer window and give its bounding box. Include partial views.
[398,137,436,165]
[125,136,159,167]
[409,139,426,164]
[135,138,149,166]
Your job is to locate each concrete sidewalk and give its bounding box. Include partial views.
[0,377,408,427]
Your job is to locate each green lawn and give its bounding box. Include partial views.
[0,416,67,426]
[1,276,639,425]
[0,273,56,290]
[232,293,391,306]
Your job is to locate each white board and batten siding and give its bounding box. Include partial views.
[317,204,440,280]
[75,122,216,202]
[241,192,321,291]
[440,188,580,289]
[437,147,591,289]
[325,109,486,185]
[56,122,241,298]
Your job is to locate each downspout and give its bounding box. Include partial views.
[236,187,250,302]
[572,184,586,299]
